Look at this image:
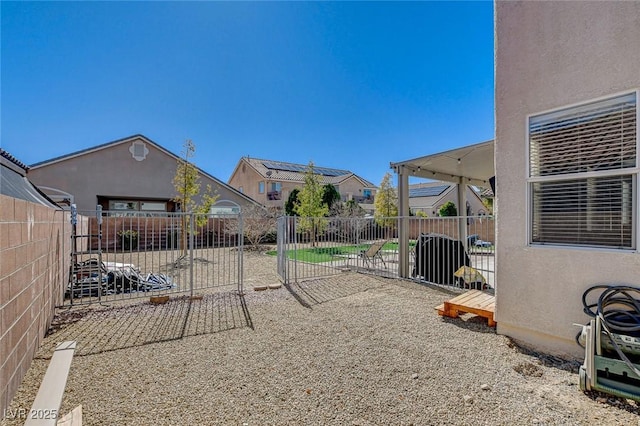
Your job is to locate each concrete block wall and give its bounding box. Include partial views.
[0,194,71,416]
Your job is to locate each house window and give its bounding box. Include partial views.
[140,201,167,211]
[107,199,168,213]
[259,182,265,193]
[268,182,282,200]
[110,201,139,211]
[363,189,372,199]
[210,206,240,215]
[528,91,637,249]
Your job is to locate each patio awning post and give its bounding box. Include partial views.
[397,165,410,278]
[457,181,468,250]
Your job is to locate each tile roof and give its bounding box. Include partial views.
[1,149,58,207]
[243,157,376,187]
[0,148,29,171]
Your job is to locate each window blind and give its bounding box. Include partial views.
[530,93,636,177]
[531,175,633,248]
[529,92,637,249]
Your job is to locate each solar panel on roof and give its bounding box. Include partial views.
[261,161,300,173]
[409,185,450,198]
[262,160,349,177]
[314,166,350,177]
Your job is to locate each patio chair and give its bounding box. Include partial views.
[359,240,388,269]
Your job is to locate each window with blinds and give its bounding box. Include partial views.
[528,92,637,249]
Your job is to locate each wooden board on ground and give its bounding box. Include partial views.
[435,289,496,327]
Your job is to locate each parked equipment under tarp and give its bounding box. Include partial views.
[412,233,470,285]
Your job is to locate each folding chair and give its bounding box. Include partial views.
[359,240,388,269]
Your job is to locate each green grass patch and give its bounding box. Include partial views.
[264,241,416,264]
[286,245,362,263]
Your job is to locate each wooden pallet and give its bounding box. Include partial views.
[435,289,496,327]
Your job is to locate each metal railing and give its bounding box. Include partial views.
[63,208,243,306]
[277,215,495,290]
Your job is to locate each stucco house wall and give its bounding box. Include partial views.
[28,135,259,213]
[495,1,640,357]
[226,161,265,205]
[336,175,376,204]
[409,185,488,217]
[228,157,376,211]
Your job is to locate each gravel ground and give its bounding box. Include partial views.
[3,251,640,425]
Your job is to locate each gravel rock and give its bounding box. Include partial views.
[3,252,640,425]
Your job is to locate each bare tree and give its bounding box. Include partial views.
[328,200,368,244]
[225,205,276,251]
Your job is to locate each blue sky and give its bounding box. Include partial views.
[1,1,494,186]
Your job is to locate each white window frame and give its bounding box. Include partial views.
[259,181,265,194]
[526,89,639,251]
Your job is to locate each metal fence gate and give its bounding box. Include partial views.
[276,215,400,284]
[277,215,495,290]
[63,205,243,306]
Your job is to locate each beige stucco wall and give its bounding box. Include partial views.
[28,137,255,212]
[228,161,298,209]
[227,160,262,203]
[228,160,377,210]
[336,176,375,201]
[495,1,640,357]
[409,186,488,217]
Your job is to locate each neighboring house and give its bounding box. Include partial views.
[479,187,494,214]
[0,148,58,208]
[27,135,261,213]
[409,181,489,216]
[228,157,377,212]
[495,1,640,356]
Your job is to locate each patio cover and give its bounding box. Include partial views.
[390,140,495,278]
[390,140,494,187]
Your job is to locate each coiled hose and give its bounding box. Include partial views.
[579,285,640,376]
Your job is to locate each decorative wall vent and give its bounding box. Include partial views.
[129,141,149,161]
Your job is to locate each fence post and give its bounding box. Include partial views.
[189,213,194,298]
[293,217,298,283]
[238,212,244,294]
[96,205,103,303]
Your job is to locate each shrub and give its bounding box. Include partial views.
[439,201,458,217]
[117,229,138,251]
